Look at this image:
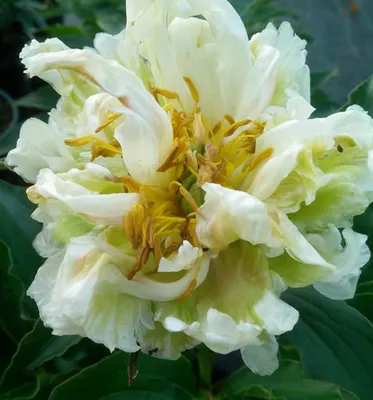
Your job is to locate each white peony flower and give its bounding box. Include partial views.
[7,0,373,376]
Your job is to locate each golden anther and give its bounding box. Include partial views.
[223,119,251,137]
[249,148,274,172]
[183,77,200,103]
[152,88,180,100]
[176,278,197,302]
[212,119,224,134]
[64,136,94,147]
[95,113,122,133]
[224,114,235,125]
[157,137,189,172]
[163,103,176,113]
[170,181,200,213]
[118,176,141,193]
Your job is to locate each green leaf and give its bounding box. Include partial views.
[311,69,339,91]
[0,380,40,400]
[0,241,33,343]
[341,75,373,116]
[0,320,80,395]
[15,85,59,111]
[311,89,339,117]
[37,25,93,48]
[219,359,357,400]
[0,89,20,156]
[282,287,373,400]
[0,180,42,288]
[101,393,167,400]
[50,352,198,400]
[348,293,373,324]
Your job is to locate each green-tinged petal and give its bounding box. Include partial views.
[94,30,153,84]
[244,145,319,214]
[241,334,279,376]
[21,38,98,105]
[28,234,211,354]
[250,22,310,105]
[254,106,373,226]
[268,225,369,300]
[312,226,370,300]
[156,242,298,357]
[139,322,199,360]
[27,237,153,352]
[158,240,203,273]
[291,179,369,230]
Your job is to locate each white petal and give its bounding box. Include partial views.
[129,0,251,122]
[250,22,310,104]
[5,118,76,183]
[31,167,139,225]
[241,335,279,376]
[312,227,370,300]
[158,241,203,273]
[28,237,153,352]
[163,308,261,354]
[21,39,98,103]
[114,110,172,185]
[197,183,278,250]
[254,290,299,336]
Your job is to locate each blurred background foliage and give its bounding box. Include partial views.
[0,1,373,399]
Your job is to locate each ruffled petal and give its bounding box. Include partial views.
[5,118,77,183]
[27,236,153,352]
[28,164,139,226]
[156,242,298,356]
[311,226,370,300]
[196,183,279,250]
[241,334,279,376]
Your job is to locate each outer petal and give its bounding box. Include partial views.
[22,45,174,183]
[267,225,369,298]
[94,30,153,84]
[254,107,373,225]
[241,334,279,376]
[28,232,211,355]
[5,118,77,183]
[156,242,298,359]
[139,322,199,360]
[27,237,153,352]
[28,164,139,226]
[21,39,98,105]
[250,22,310,104]
[311,226,370,300]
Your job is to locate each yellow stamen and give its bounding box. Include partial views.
[64,136,94,146]
[224,114,235,124]
[223,119,251,137]
[157,137,189,173]
[95,113,122,133]
[183,77,200,103]
[163,103,176,113]
[249,148,274,171]
[152,88,180,101]
[171,181,200,213]
[176,278,197,302]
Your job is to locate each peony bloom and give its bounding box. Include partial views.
[7,0,373,375]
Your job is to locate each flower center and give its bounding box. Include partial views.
[65,79,270,280]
